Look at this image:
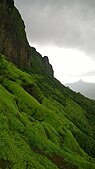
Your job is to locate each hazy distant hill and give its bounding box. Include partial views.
[66,79,95,100]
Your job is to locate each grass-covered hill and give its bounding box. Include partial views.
[0,53,95,169]
[0,0,95,168]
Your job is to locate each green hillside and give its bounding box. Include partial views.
[0,54,95,169]
[0,0,95,168]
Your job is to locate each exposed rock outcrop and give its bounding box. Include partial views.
[31,47,54,77]
[0,0,53,76]
[0,0,31,68]
[43,56,54,77]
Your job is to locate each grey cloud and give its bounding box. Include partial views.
[15,0,95,59]
[82,70,95,76]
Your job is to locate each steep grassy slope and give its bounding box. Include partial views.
[0,1,95,168]
[31,70,95,159]
[0,54,95,169]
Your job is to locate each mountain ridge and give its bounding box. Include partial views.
[66,79,95,100]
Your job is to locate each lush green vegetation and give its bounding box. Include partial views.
[1,1,95,168]
[0,54,95,169]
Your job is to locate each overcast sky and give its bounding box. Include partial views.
[15,0,95,83]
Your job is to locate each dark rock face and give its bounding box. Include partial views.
[0,0,31,68]
[31,47,54,77]
[0,0,53,75]
[43,56,54,77]
[4,0,14,8]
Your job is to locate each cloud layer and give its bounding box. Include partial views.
[15,0,95,59]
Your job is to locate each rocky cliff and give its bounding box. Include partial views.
[0,0,31,67]
[31,47,54,76]
[43,56,54,76]
[0,0,54,76]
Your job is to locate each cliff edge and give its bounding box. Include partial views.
[0,0,31,67]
